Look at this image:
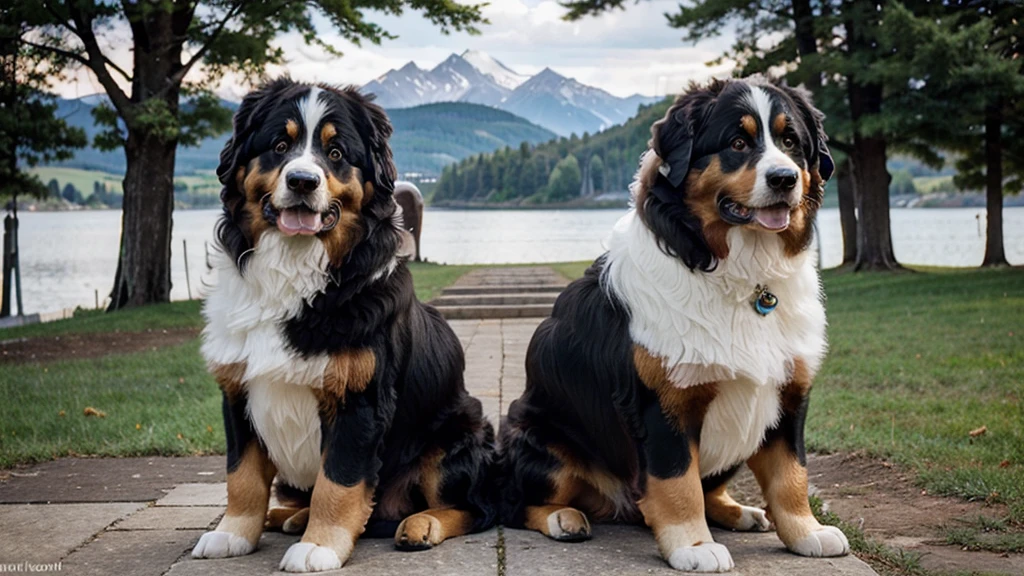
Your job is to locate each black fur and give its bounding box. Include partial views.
[499,78,834,536]
[214,78,496,538]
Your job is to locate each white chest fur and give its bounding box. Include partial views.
[603,211,827,475]
[201,233,331,489]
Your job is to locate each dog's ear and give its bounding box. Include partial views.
[336,87,396,194]
[217,77,296,211]
[650,101,693,189]
[782,84,834,184]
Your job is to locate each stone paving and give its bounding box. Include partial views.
[0,269,879,575]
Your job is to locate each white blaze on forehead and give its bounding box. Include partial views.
[745,85,801,206]
[298,87,329,155]
[275,87,331,213]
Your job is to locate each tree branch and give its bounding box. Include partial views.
[167,1,247,88]
[65,1,132,113]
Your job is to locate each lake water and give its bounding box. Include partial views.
[5,207,1024,315]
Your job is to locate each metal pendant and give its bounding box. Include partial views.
[753,284,778,316]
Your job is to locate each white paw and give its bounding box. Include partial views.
[279,542,343,573]
[736,505,771,532]
[790,526,850,557]
[667,542,734,572]
[191,530,255,559]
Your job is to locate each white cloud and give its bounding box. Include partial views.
[53,0,738,101]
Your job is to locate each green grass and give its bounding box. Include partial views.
[28,166,123,194]
[1,300,204,340]
[547,260,591,282]
[942,515,1024,553]
[406,261,478,302]
[0,340,221,468]
[810,267,1024,522]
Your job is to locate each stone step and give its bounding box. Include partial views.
[441,284,565,296]
[433,304,553,320]
[432,293,559,307]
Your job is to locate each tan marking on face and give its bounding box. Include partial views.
[218,442,276,545]
[773,113,787,134]
[634,346,719,433]
[320,168,368,266]
[210,361,246,399]
[322,348,376,402]
[778,171,816,256]
[683,157,758,259]
[741,114,758,138]
[241,157,276,244]
[321,123,338,150]
[286,119,299,140]
[302,472,373,556]
[639,443,711,557]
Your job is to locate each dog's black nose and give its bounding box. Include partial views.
[286,171,320,193]
[766,167,798,193]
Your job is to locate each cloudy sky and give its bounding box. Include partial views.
[55,0,737,101]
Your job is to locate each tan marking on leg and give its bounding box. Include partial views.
[549,446,631,522]
[322,348,376,402]
[218,442,276,546]
[747,439,820,546]
[638,444,713,559]
[395,508,475,550]
[283,508,309,534]
[704,483,744,529]
[418,448,447,509]
[524,505,592,541]
[634,346,718,431]
[299,472,374,565]
[266,506,303,531]
[211,362,246,399]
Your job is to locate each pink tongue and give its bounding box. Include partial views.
[753,206,791,231]
[278,208,323,236]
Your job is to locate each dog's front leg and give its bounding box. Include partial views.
[193,390,276,559]
[638,400,734,573]
[279,389,381,573]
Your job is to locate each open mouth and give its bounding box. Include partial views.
[717,197,792,231]
[262,198,340,237]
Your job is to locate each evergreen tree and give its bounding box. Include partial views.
[544,155,582,201]
[590,154,605,192]
[46,178,59,198]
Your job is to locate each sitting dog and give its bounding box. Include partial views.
[192,78,496,573]
[499,78,847,572]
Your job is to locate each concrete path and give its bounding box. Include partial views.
[431,267,568,319]
[0,318,878,575]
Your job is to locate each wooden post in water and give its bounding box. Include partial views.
[183,239,193,300]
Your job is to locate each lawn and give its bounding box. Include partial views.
[1,264,1022,528]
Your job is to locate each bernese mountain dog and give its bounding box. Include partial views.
[499,78,847,572]
[191,78,496,573]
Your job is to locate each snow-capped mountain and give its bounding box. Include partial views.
[461,49,528,90]
[362,51,658,137]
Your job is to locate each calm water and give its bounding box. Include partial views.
[6,207,1024,315]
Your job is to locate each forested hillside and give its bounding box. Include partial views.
[48,98,554,178]
[387,103,555,175]
[432,98,672,206]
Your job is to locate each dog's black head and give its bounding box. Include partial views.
[216,77,398,269]
[637,78,834,269]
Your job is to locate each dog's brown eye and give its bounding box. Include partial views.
[731,138,747,152]
[781,137,796,150]
[274,140,289,155]
[328,147,343,162]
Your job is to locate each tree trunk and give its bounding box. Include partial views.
[109,131,177,309]
[108,5,184,309]
[982,102,1007,267]
[837,158,858,266]
[852,133,900,270]
[791,0,821,91]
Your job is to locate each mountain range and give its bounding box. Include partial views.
[363,50,657,137]
[50,97,554,177]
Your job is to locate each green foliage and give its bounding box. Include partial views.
[541,154,582,201]
[434,99,670,205]
[889,169,917,196]
[589,153,605,192]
